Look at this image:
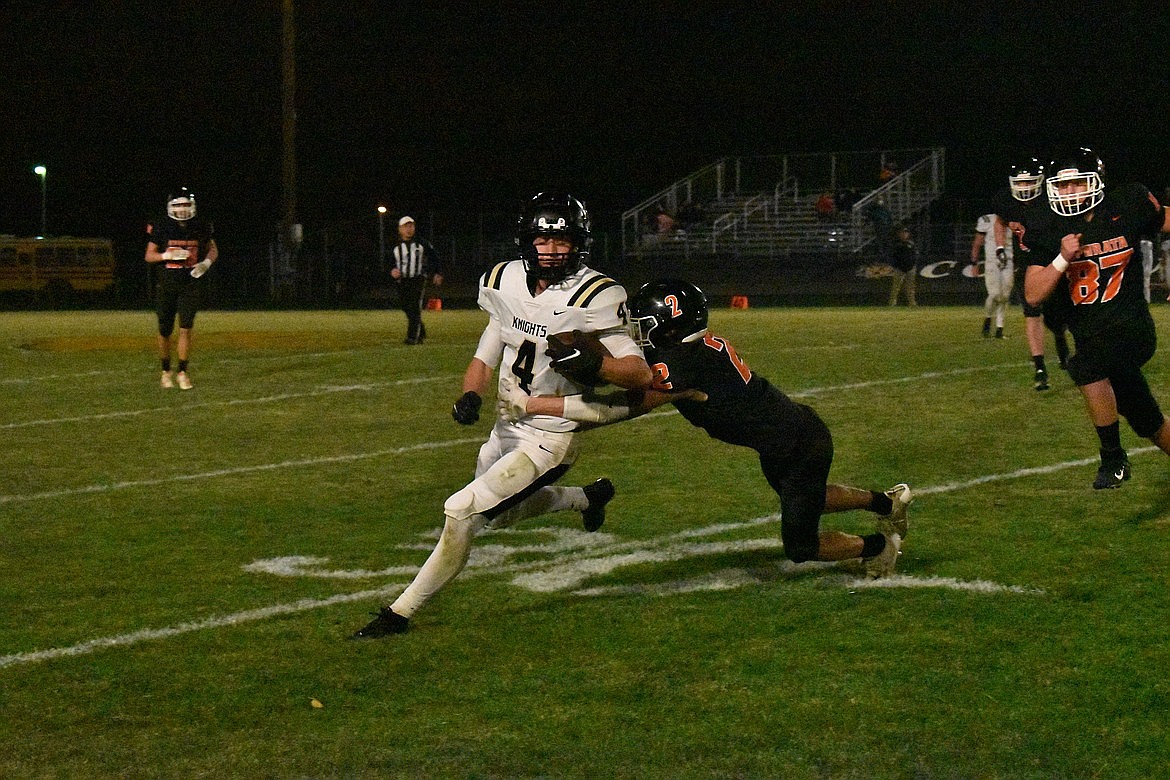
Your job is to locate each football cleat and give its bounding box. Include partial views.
[350,607,409,639]
[1034,368,1049,391]
[864,533,902,579]
[160,371,175,389]
[176,371,193,390]
[581,477,615,532]
[1092,457,1131,490]
[877,483,912,539]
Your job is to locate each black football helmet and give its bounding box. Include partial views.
[516,192,592,283]
[1046,147,1105,216]
[167,187,196,221]
[1008,156,1045,202]
[627,279,709,350]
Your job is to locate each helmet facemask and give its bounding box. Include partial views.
[1009,172,1044,202]
[516,193,592,283]
[1046,168,1104,216]
[167,192,196,221]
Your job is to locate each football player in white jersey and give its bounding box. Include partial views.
[972,212,1014,338]
[352,192,652,637]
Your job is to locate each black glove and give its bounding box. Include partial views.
[545,331,604,385]
[995,246,1007,269]
[452,391,482,425]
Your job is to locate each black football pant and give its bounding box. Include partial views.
[398,276,427,342]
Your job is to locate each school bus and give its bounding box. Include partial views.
[0,236,116,292]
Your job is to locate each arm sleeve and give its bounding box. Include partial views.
[473,316,505,367]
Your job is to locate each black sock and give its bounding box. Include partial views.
[1095,421,1122,452]
[860,533,887,558]
[1032,355,1046,372]
[869,490,893,515]
[161,358,171,372]
[178,360,189,372]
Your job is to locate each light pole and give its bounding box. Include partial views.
[33,166,47,237]
[377,205,387,272]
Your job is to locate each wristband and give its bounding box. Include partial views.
[1051,255,1069,273]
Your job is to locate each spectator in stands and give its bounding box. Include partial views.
[879,160,899,185]
[888,225,917,306]
[655,207,679,236]
[815,192,837,221]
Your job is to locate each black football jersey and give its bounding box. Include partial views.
[645,332,816,456]
[1024,183,1163,336]
[146,215,214,268]
[991,187,1052,255]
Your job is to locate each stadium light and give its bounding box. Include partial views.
[33,165,47,237]
[377,205,387,270]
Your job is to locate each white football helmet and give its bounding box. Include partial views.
[1008,157,1044,202]
[167,187,197,221]
[1046,148,1104,217]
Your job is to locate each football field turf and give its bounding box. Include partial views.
[2,306,1168,778]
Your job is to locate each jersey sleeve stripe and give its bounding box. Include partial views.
[484,261,509,290]
[567,275,618,307]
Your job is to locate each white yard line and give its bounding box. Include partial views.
[1,375,459,430]
[0,358,1109,670]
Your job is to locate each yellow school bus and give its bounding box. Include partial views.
[0,236,116,292]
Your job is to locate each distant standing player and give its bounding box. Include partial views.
[390,215,443,345]
[504,279,913,579]
[1024,146,1170,488]
[972,213,1012,339]
[992,156,1071,390]
[145,187,217,390]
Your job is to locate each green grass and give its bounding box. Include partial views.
[2,305,1169,778]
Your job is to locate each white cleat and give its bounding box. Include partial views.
[877,483,912,539]
[864,533,901,579]
[160,371,175,389]
[176,371,193,390]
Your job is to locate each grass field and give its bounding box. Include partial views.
[2,304,1169,778]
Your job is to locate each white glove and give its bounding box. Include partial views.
[190,259,212,278]
[496,377,530,423]
[161,248,190,261]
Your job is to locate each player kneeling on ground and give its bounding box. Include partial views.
[502,279,912,578]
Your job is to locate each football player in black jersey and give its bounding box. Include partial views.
[145,187,218,390]
[1024,147,1170,488]
[992,156,1071,389]
[508,279,912,578]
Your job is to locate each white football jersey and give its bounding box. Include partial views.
[976,214,1013,263]
[477,260,642,432]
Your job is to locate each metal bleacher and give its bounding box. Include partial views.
[621,148,946,262]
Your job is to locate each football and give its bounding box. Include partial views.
[546,329,611,386]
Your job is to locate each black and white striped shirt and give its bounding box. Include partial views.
[392,239,439,278]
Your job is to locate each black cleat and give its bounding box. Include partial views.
[1092,457,1131,490]
[581,478,615,532]
[350,607,409,639]
[1034,368,1049,391]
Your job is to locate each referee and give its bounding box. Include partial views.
[390,215,443,344]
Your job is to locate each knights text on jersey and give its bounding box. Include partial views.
[479,261,639,431]
[646,331,815,455]
[1025,183,1163,336]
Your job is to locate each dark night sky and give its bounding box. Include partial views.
[2,1,1168,249]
